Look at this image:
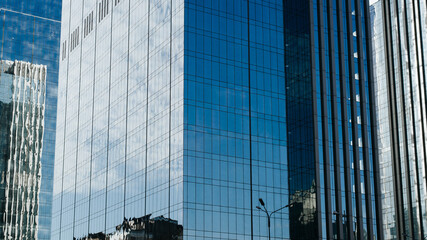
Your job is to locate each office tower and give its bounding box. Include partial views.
[53,0,381,239]
[0,60,47,239]
[284,0,382,239]
[370,0,427,239]
[0,2,62,239]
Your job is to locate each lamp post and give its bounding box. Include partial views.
[256,198,294,240]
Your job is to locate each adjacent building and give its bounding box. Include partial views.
[285,0,382,239]
[53,0,382,239]
[370,0,427,239]
[0,60,47,239]
[0,1,62,239]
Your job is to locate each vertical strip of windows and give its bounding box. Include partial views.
[337,0,354,238]
[72,1,86,237]
[363,0,384,238]
[345,0,364,237]
[316,0,333,238]
[104,0,114,233]
[414,1,427,232]
[88,0,99,234]
[393,0,415,237]
[168,0,172,218]
[309,0,323,237]
[354,0,374,237]
[144,0,151,216]
[409,0,427,236]
[123,0,131,220]
[382,1,404,238]
[328,0,345,239]
[413,0,427,190]
[58,2,74,239]
[402,0,424,237]
[246,1,253,238]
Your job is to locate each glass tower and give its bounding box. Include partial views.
[284,0,382,239]
[370,0,427,239]
[0,1,62,239]
[52,0,382,239]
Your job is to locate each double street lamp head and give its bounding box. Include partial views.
[259,198,265,206]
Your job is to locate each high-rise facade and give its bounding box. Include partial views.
[0,1,62,239]
[52,0,382,239]
[0,60,47,239]
[370,0,427,239]
[285,0,382,239]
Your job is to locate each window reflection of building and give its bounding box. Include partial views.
[0,60,47,239]
[370,0,427,239]
[289,181,317,239]
[77,215,183,240]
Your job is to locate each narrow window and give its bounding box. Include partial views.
[84,18,87,37]
[62,41,67,60]
[90,12,93,32]
[103,0,106,19]
[99,2,102,22]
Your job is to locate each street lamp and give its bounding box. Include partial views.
[256,198,294,240]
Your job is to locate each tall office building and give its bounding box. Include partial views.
[0,60,47,239]
[52,0,381,239]
[0,1,62,239]
[370,0,427,239]
[285,0,382,239]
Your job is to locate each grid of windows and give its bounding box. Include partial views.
[52,0,383,240]
[52,0,184,239]
[371,0,427,239]
[83,11,94,38]
[184,0,287,239]
[287,0,382,239]
[0,3,61,239]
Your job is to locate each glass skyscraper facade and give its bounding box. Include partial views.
[53,0,382,239]
[285,0,382,239]
[370,0,427,239]
[0,1,62,239]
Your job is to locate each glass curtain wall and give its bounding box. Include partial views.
[370,0,427,239]
[0,1,61,239]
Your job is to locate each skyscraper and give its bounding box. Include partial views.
[370,0,427,239]
[52,0,382,239]
[285,0,382,239]
[0,60,47,239]
[0,2,62,239]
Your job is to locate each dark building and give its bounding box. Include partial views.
[285,0,383,239]
[0,1,62,239]
[370,0,427,239]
